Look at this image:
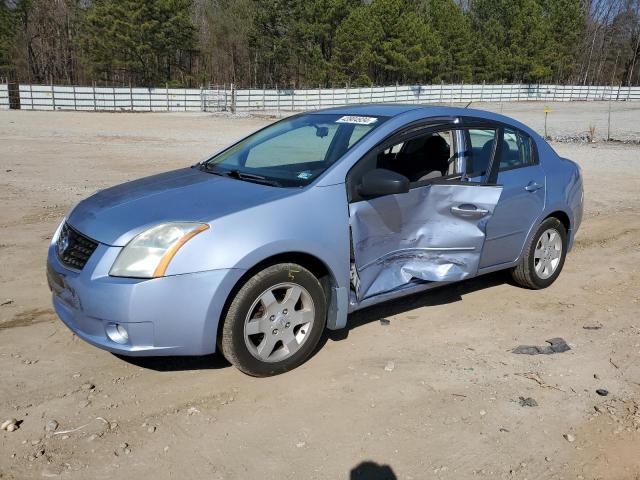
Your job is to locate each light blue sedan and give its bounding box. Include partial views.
[47,105,583,376]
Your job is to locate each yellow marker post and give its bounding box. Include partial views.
[543,106,551,139]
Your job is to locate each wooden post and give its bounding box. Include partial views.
[92,82,97,111]
[166,83,170,111]
[276,84,280,117]
[607,85,612,140]
[148,87,152,111]
[230,83,236,113]
[129,83,134,111]
[346,83,349,104]
[51,81,56,111]
[262,85,266,111]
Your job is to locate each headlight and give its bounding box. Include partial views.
[110,222,209,278]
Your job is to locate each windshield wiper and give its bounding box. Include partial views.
[200,164,282,187]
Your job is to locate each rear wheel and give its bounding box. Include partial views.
[220,263,326,376]
[511,217,567,289]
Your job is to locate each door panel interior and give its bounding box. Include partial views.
[349,183,503,300]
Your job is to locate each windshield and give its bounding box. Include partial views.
[201,113,387,187]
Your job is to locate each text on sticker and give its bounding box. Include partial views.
[336,116,378,125]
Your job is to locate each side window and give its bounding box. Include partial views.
[466,128,497,177]
[377,130,458,184]
[499,128,534,171]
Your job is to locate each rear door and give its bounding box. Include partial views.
[475,127,546,268]
[348,123,503,301]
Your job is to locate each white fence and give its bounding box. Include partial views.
[2,83,640,113]
[0,84,8,110]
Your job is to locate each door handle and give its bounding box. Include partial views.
[450,204,489,218]
[525,181,543,192]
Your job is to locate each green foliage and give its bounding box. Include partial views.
[0,2,15,78]
[82,0,197,85]
[0,0,632,86]
[332,0,441,85]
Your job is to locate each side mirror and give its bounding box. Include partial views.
[358,169,410,198]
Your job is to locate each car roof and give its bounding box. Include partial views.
[309,104,538,138]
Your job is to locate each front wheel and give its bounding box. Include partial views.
[511,217,567,289]
[220,263,326,376]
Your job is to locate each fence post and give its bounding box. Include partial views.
[184,87,187,112]
[129,83,134,111]
[230,83,236,113]
[319,84,322,109]
[166,83,170,111]
[51,82,56,111]
[92,82,96,111]
[262,85,266,111]
[395,83,398,103]
[112,86,116,111]
[276,84,280,117]
[480,81,485,102]
[29,83,33,110]
[346,84,349,104]
[332,87,335,106]
[72,84,77,111]
[291,89,294,111]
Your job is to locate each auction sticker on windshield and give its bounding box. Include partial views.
[336,116,378,125]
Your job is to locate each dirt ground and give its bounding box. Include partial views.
[1,103,639,480]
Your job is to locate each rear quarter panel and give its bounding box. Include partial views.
[537,140,583,251]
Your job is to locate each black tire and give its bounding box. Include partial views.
[220,263,326,377]
[511,217,567,289]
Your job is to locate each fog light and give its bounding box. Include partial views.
[106,323,129,344]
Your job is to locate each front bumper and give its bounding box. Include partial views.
[47,241,245,356]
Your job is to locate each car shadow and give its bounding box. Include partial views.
[115,352,231,372]
[118,271,508,372]
[324,270,508,344]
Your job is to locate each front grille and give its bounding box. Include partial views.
[57,223,99,270]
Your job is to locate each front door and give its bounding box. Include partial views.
[347,124,503,301]
[350,182,502,300]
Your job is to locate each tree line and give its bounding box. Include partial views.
[1,0,639,88]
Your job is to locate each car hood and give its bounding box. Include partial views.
[67,167,296,246]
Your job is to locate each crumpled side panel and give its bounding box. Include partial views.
[350,183,502,300]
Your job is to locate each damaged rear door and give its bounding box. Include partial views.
[347,123,503,301]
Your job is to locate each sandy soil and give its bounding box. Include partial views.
[0,104,639,480]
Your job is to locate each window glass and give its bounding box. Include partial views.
[246,123,339,168]
[467,129,497,177]
[348,125,373,148]
[204,113,385,187]
[499,128,533,171]
[377,130,459,183]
